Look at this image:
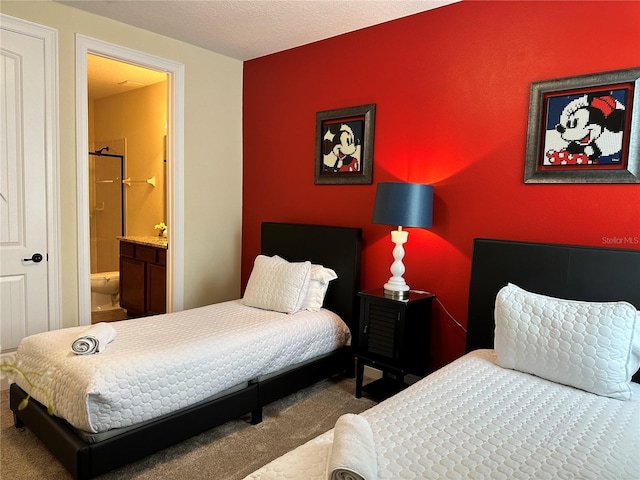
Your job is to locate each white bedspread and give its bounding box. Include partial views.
[14,300,350,433]
[245,350,640,480]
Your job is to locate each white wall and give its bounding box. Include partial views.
[0,1,244,326]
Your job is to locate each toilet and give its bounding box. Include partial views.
[90,271,120,311]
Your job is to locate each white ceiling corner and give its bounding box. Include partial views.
[68,0,460,99]
[58,0,460,61]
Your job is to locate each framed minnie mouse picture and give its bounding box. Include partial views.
[314,104,375,184]
[524,67,640,183]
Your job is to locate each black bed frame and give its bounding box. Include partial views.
[10,222,362,480]
[465,238,640,383]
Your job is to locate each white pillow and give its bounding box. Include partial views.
[302,264,338,311]
[494,283,640,400]
[242,255,311,314]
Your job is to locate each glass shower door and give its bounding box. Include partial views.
[89,152,124,273]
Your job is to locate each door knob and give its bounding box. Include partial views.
[23,253,44,263]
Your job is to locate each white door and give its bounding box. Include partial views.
[1,17,59,355]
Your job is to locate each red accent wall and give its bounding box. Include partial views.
[242,0,640,370]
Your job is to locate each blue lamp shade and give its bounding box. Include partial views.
[372,182,433,228]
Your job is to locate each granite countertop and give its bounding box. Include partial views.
[118,235,168,249]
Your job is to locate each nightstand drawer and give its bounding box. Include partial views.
[365,302,397,358]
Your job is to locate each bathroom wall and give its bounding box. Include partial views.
[91,81,168,241]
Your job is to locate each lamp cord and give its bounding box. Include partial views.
[435,297,467,333]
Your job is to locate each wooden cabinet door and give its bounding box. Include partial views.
[120,256,145,316]
[146,263,166,315]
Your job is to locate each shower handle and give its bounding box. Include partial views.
[23,253,44,263]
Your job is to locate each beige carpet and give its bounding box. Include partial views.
[0,375,376,479]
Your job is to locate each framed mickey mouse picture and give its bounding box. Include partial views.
[314,104,375,185]
[524,67,640,183]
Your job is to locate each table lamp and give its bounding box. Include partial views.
[372,182,433,299]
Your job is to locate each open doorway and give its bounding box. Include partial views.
[76,35,185,326]
[87,55,166,323]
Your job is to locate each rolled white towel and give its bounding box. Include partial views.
[326,413,377,480]
[71,322,116,355]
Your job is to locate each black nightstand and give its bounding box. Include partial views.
[355,288,435,399]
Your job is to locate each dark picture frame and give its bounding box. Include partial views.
[314,104,375,184]
[524,67,640,183]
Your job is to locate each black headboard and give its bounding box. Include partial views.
[260,222,362,337]
[466,238,640,383]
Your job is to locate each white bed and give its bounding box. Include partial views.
[246,349,639,479]
[9,222,363,480]
[14,300,350,435]
[246,238,640,480]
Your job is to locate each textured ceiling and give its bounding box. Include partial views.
[60,0,459,61]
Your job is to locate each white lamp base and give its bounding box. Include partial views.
[383,228,410,299]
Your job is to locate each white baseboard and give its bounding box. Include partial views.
[363,365,420,385]
[363,365,382,380]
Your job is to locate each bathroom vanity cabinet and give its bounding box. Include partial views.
[119,238,167,318]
